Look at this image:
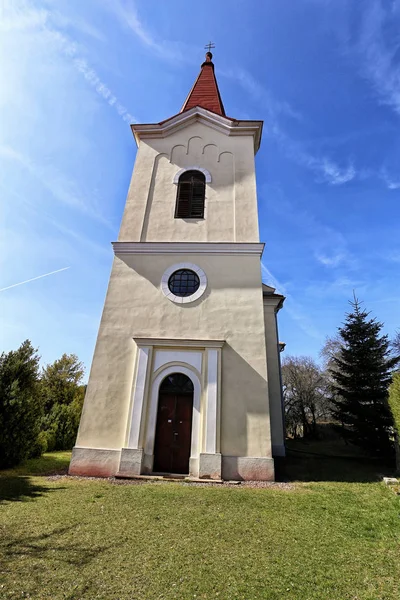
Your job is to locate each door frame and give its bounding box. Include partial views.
[144,365,201,474]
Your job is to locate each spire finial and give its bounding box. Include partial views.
[204,41,215,62]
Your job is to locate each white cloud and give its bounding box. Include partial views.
[305,276,367,301]
[102,0,192,63]
[71,54,137,124]
[262,184,356,272]
[0,1,137,124]
[261,263,323,340]
[0,145,113,229]
[0,0,104,41]
[221,67,303,122]
[315,252,347,268]
[380,167,400,190]
[385,251,400,263]
[261,263,288,296]
[320,159,355,185]
[269,124,357,185]
[344,0,400,117]
[0,267,70,293]
[1,183,112,259]
[220,64,355,187]
[0,1,47,32]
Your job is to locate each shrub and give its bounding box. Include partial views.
[0,340,43,468]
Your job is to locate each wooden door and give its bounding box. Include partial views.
[153,374,194,474]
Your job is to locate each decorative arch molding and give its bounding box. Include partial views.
[202,144,219,161]
[170,144,186,165]
[172,166,212,184]
[144,364,202,465]
[202,143,218,154]
[187,136,203,156]
[153,360,202,383]
[218,150,234,163]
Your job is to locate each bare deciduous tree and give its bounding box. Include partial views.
[392,330,400,359]
[320,335,342,373]
[282,356,330,439]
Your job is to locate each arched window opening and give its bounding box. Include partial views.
[175,170,205,219]
[160,373,194,395]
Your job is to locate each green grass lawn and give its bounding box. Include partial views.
[1,452,399,600]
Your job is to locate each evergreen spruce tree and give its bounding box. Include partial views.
[0,340,43,468]
[330,296,398,458]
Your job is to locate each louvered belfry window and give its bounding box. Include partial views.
[175,170,206,218]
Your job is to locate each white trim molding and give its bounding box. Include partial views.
[113,242,264,257]
[127,346,152,449]
[161,262,207,304]
[123,338,225,478]
[205,348,219,454]
[133,338,224,349]
[131,106,263,154]
[153,350,202,374]
[173,166,211,184]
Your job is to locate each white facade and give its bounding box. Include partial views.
[70,77,285,481]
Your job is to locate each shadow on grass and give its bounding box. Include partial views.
[2,524,112,567]
[276,451,395,483]
[1,452,71,478]
[0,475,65,504]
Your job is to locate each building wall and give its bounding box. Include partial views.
[263,303,285,456]
[70,116,280,481]
[74,252,272,461]
[118,122,260,243]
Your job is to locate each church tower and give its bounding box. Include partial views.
[70,51,285,481]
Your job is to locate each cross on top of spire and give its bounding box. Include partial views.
[204,41,215,53]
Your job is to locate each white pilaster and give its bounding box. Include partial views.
[128,346,151,449]
[205,348,219,454]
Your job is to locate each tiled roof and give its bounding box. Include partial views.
[180,53,225,116]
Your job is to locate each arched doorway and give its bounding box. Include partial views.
[153,373,194,474]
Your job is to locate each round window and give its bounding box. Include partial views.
[168,269,200,297]
[161,263,207,304]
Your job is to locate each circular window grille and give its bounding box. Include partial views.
[161,263,207,304]
[168,269,200,297]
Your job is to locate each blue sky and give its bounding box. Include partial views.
[1,0,400,375]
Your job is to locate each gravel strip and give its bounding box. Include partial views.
[46,474,294,490]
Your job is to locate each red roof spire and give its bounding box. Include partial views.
[180,50,226,117]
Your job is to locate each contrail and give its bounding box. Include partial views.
[0,267,70,292]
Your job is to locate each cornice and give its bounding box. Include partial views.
[133,338,225,349]
[131,107,263,154]
[113,242,265,256]
[263,294,285,312]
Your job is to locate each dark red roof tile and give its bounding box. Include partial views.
[181,56,225,116]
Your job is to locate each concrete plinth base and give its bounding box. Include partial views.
[221,456,275,481]
[69,447,121,477]
[68,449,275,482]
[199,453,222,479]
[118,448,144,476]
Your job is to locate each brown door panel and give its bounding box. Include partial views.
[153,390,193,474]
